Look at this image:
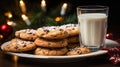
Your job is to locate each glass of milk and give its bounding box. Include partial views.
[77,6,109,51]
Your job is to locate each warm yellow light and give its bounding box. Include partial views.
[5,12,12,18]
[41,0,46,8]
[0,34,3,39]
[19,0,26,13]
[21,14,28,21]
[13,56,18,67]
[61,3,68,16]
[55,17,63,22]
[62,3,67,9]
[21,14,31,26]
[7,20,16,26]
[13,56,18,62]
[20,0,24,5]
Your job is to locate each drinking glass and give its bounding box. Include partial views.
[77,5,109,51]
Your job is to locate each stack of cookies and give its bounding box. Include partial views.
[3,24,91,56]
[60,24,80,49]
[34,26,68,56]
[3,29,37,52]
[60,24,86,55]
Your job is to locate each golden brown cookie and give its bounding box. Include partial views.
[10,38,22,43]
[60,24,79,37]
[35,47,68,56]
[67,43,80,49]
[66,36,79,43]
[15,29,37,40]
[67,47,90,56]
[3,40,36,52]
[35,26,68,39]
[34,38,68,48]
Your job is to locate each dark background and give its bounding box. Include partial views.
[0,0,120,39]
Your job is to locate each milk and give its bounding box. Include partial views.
[78,13,107,48]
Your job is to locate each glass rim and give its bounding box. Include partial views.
[77,5,109,10]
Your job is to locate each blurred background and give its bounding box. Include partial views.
[0,0,120,43]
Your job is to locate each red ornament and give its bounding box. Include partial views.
[0,23,12,36]
[106,33,113,39]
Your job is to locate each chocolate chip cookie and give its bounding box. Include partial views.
[66,36,79,43]
[67,43,80,49]
[15,29,37,40]
[67,47,91,56]
[60,24,79,37]
[35,47,68,56]
[3,40,36,52]
[34,38,68,48]
[35,26,68,39]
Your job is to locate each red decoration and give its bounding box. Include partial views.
[0,23,12,36]
[102,47,120,65]
[116,39,120,44]
[106,33,113,39]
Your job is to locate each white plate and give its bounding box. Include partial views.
[0,39,119,62]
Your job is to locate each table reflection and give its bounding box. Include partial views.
[13,55,19,67]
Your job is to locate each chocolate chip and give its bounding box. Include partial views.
[48,42,51,45]
[53,28,56,29]
[66,26,70,28]
[30,37,34,40]
[30,42,33,44]
[18,33,20,37]
[44,30,49,33]
[23,45,26,47]
[54,35,57,37]
[32,34,35,35]
[28,32,32,34]
[41,33,45,36]
[77,51,82,54]
[21,42,24,44]
[14,46,18,49]
[72,28,75,30]
[74,24,77,27]
[59,29,63,31]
